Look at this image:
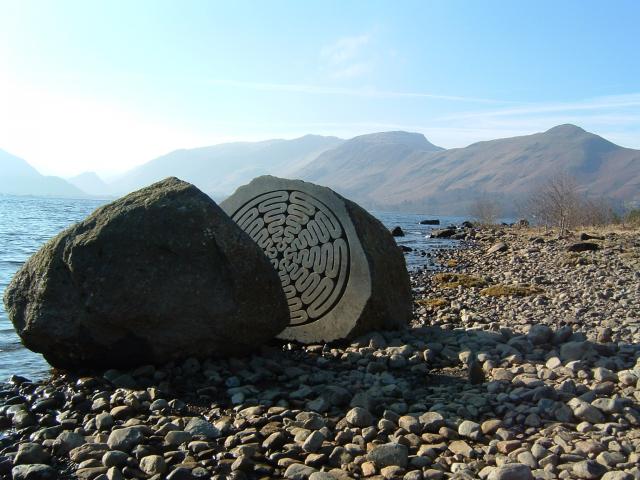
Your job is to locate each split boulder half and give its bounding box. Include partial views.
[221,175,412,343]
[3,177,290,369]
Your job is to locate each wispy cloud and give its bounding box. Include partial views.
[321,34,370,65]
[443,93,640,120]
[320,34,374,79]
[435,92,640,149]
[207,79,505,104]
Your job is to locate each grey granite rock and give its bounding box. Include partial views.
[367,443,409,468]
[107,427,145,452]
[3,177,289,368]
[11,464,57,480]
[487,463,534,480]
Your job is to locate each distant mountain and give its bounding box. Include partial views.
[0,149,85,197]
[68,171,110,196]
[109,135,343,197]
[294,124,640,214]
[4,125,637,212]
[295,131,444,199]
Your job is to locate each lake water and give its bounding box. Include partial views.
[0,194,462,381]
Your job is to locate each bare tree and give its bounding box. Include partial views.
[468,195,502,225]
[523,171,619,232]
[524,172,579,234]
[576,197,618,226]
[623,203,640,227]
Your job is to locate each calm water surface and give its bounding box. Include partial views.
[0,195,462,381]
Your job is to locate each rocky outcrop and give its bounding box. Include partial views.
[431,228,457,238]
[391,226,404,237]
[3,177,289,369]
[567,242,600,252]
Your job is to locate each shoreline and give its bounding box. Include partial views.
[1,225,639,480]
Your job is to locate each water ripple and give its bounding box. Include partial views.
[0,195,105,381]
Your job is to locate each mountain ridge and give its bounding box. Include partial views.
[109,134,343,197]
[316,124,638,213]
[2,125,638,214]
[0,149,86,198]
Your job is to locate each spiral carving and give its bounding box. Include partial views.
[232,190,349,325]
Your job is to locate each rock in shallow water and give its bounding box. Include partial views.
[221,175,412,343]
[3,177,289,369]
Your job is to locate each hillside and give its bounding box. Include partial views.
[295,131,443,198]
[68,172,110,197]
[295,125,640,214]
[3,125,638,213]
[0,149,86,197]
[109,135,343,197]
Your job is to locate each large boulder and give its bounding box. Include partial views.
[3,177,289,369]
[221,176,411,343]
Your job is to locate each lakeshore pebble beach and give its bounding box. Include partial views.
[1,226,639,480]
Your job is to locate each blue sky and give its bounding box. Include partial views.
[1,0,639,176]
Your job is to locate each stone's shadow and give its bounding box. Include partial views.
[1,324,639,479]
[36,324,640,425]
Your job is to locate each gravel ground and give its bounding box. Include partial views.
[1,225,639,480]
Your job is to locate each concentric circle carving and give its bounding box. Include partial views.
[231,190,350,325]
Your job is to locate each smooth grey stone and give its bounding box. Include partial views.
[102,450,129,468]
[107,427,145,452]
[345,407,374,428]
[106,466,124,480]
[164,430,192,447]
[487,463,534,480]
[487,242,508,254]
[601,472,633,480]
[95,413,114,431]
[458,420,481,439]
[309,473,336,480]
[14,443,50,465]
[139,455,167,475]
[52,431,85,455]
[367,442,409,468]
[301,431,325,452]
[184,417,219,439]
[11,464,57,480]
[572,460,607,479]
[221,176,411,343]
[284,463,317,479]
[568,399,605,424]
[167,467,196,480]
[560,342,594,362]
[69,443,109,463]
[527,325,552,345]
[419,412,445,432]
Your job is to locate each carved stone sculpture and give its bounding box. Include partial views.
[221,176,411,343]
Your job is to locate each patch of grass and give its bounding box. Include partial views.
[417,297,449,308]
[446,259,459,267]
[480,284,543,297]
[560,253,594,267]
[433,273,487,289]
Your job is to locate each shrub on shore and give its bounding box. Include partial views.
[416,297,449,308]
[480,284,543,297]
[625,208,640,227]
